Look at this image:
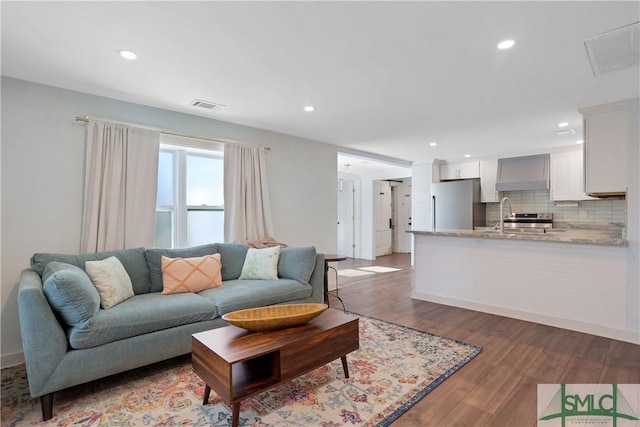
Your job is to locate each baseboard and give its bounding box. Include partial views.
[411,291,640,345]
[1,351,25,368]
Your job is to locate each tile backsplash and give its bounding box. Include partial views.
[485,190,626,228]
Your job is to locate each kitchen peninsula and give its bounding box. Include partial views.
[409,228,635,343]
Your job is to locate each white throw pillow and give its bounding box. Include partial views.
[85,256,134,309]
[238,246,281,280]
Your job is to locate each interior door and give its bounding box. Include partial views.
[337,179,355,257]
[393,181,412,253]
[375,181,392,256]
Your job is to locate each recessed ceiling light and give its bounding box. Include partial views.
[576,140,584,144]
[429,142,438,147]
[558,122,569,127]
[464,154,471,158]
[303,105,315,112]
[119,50,137,60]
[498,40,516,50]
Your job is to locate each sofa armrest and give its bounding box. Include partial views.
[17,269,68,397]
[308,254,325,303]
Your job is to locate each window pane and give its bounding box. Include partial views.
[157,151,174,206]
[154,211,173,248]
[187,210,224,246]
[186,155,223,206]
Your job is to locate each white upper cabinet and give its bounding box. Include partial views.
[439,161,480,180]
[550,149,595,201]
[479,160,499,202]
[439,164,459,180]
[579,100,631,196]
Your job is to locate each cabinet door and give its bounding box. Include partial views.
[458,161,480,179]
[440,162,480,180]
[480,160,499,202]
[550,151,577,200]
[580,101,629,195]
[550,149,596,201]
[439,164,459,180]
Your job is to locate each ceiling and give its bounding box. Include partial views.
[2,1,639,169]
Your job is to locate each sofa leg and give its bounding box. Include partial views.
[41,393,53,421]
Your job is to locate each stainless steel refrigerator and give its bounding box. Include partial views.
[431,179,485,230]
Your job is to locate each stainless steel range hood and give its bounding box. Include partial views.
[495,154,550,191]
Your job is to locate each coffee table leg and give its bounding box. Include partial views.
[232,403,240,427]
[341,355,350,378]
[203,384,211,405]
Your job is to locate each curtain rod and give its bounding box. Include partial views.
[74,116,270,150]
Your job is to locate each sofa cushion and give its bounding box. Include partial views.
[198,279,312,316]
[145,243,218,293]
[31,248,151,294]
[161,254,223,294]
[238,246,280,280]
[278,247,317,283]
[42,262,101,326]
[216,243,249,280]
[67,292,217,349]
[85,256,135,309]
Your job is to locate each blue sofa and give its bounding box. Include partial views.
[17,243,324,421]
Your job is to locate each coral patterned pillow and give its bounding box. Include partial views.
[161,253,223,295]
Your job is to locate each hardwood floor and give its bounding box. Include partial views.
[331,253,640,427]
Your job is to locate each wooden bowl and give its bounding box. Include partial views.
[222,303,328,332]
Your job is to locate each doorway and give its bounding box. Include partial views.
[337,152,412,260]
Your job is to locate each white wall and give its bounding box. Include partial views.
[626,99,640,335]
[0,77,338,365]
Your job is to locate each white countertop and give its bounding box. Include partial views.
[408,227,627,247]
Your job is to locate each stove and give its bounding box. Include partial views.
[502,212,553,229]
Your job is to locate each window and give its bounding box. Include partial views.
[154,140,224,248]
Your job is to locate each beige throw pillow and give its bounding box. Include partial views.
[238,246,280,280]
[85,256,134,309]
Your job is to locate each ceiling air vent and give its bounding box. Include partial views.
[190,99,225,111]
[584,22,639,76]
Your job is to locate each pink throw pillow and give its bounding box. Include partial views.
[161,253,223,295]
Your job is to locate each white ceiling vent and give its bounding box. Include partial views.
[584,22,639,76]
[190,99,225,111]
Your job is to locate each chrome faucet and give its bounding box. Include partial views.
[499,196,513,234]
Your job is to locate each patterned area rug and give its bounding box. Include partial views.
[1,314,481,426]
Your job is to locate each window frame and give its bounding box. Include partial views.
[156,138,224,248]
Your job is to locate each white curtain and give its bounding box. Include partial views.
[223,143,275,243]
[81,120,160,253]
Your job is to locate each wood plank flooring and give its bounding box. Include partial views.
[331,253,640,427]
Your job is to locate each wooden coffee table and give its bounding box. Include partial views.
[191,308,359,427]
